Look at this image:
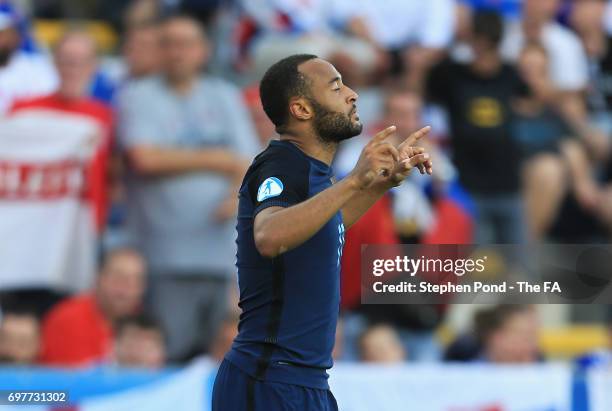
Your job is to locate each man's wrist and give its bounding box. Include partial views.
[344,173,365,192]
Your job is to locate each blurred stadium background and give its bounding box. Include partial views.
[0,0,610,409]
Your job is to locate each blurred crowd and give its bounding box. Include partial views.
[0,0,611,370]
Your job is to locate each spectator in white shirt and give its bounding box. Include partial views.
[240,0,378,86]
[501,0,589,92]
[0,8,57,115]
[501,0,608,159]
[336,0,455,89]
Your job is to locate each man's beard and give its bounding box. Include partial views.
[309,98,363,143]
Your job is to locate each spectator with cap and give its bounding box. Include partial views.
[117,14,259,363]
[39,248,146,367]
[114,314,166,369]
[0,309,40,365]
[0,2,57,115]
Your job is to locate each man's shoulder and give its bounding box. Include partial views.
[200,75,240,92]
[544,22,583,50]
[252,141,310,171]
[197,76,245,106]
[431,58,465,79]
[44,293,97,323]
[117,76,166,101]
[5,51,54,72]
[244,142,311,191]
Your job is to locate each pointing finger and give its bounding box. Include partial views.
[402,126,431,148]
[370,125,397,144]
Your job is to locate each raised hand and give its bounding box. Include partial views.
[350,126,400,189]
[397,126,433,176]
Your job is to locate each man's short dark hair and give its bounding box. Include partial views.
[473,10,504,47]
[474,305,530,343]
[115,314,164,340]
[1,308,39,323]
[161,12,207,41]
[259,54,318,133]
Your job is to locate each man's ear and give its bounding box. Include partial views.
[288,97,313,121]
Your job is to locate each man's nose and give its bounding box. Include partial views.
[346,87,358,104]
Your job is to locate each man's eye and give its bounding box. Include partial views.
[334,88,341,92]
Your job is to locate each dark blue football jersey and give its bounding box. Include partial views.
[226,140,345,390]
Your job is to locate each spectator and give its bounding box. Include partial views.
[0,4,57,115]
[502,0,608,159]
[443,332,481,362]
[335,89,456,361]
[240,0,379,85]
[103,22,162,90]
[426,11,526,243]
[122,23,162,80]
[514,43,602,240]
[114,314,166,369]
[39,248,146,367]
[0,309,40,365]
[570,0,612,136]
[474,305,541,364]
[336,0,455,88]
[117,14,259,362]
[576,310,612,369]
[451,1,476,64]
[123,0,162,30]
[243,84,276,146]
[207,313,239,363]
[459,0,522,21]
[359,324,407,363]
[0,30,114,315]
[501,0,589,93]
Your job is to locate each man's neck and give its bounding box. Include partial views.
[166,75,197,96]
[93,291,114,323]
[522,16,547,40]
[56,90,85,101]
[280,129,337,166]
[471,50,502,76]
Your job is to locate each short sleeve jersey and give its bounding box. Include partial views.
[226,140,345,390]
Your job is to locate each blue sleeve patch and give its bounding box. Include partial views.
[257,177,284,202]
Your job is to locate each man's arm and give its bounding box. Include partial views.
[341,127,433,229]
[127,145,243,176]
[254,128,398,258]
[254,175,361,257]
[118,84,247,177]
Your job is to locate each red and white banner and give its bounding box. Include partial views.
[0,108,106,291]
